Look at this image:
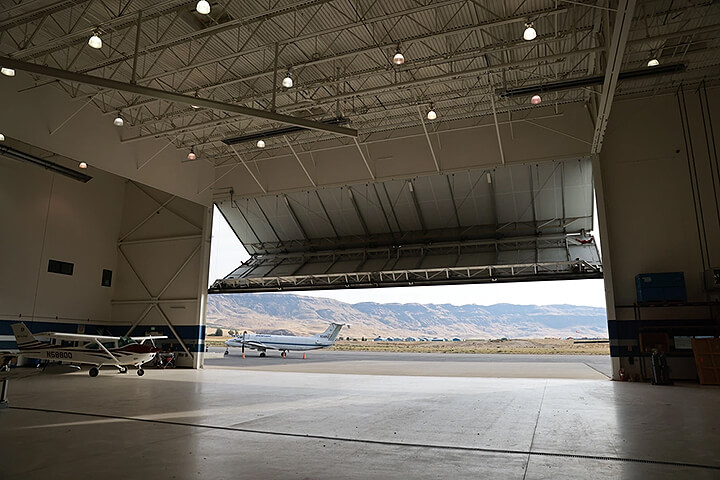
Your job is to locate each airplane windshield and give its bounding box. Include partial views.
[118,336,137,347]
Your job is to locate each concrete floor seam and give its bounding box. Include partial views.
[10,406,720,473]
[522,380,548,480]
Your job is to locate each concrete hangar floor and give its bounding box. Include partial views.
[1,351,719,479]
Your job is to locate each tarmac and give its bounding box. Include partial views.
[1,351,719,479]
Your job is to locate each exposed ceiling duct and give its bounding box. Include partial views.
[0,143,92,183]
[222,118,350,146]
[497,63,686,99]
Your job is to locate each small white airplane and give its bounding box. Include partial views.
[1,322,167,377]
[225,322,346,358]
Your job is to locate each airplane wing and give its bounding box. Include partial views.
[36,332,121,342]
[33,332,167,342]
[131,336,169,342]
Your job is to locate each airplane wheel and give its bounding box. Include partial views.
[89,367,99,377]
[137,368,145,376]
[281,352,286,358]
[259,352,266,357]
[224,350,229,356]
[119,366,128,374]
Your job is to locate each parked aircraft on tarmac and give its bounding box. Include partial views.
[1,322,167,377]
[225,322,346,358]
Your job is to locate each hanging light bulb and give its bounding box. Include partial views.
[1,67,15,77]
[523,23,537,41]
[196,0,211,15]
[426,106,437,120]
[79,162,88,169]
[113,112,124,127]
[392,45,405,65]
[187,147,197,161]
[531,94,542,105]
[282,71,293,88]
[647,58,660,67]
[0,133,5,142]
[88,32,102,49]
[256,139,266,148]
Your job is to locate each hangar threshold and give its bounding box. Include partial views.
[210,158,601,293]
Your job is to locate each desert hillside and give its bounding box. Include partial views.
[206,293,608,339]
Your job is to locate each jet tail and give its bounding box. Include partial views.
[314,322,345,342]
[11,323,40,350]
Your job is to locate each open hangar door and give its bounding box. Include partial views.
[1,0,718,381]
[210,157,601,293]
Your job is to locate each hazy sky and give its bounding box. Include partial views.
[208,206,608,308]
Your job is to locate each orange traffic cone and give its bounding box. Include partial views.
[302,353,306,359]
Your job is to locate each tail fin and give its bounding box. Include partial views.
[11,323,40,350]
[315,322,345,342]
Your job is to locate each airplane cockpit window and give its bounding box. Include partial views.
[118,337,137,347]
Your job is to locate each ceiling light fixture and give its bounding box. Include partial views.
[647,58,660,67]
[282,71,293,88]
[113,112,124,127]
[256,139,266,148]
[426,105,437,120]
[392,45,405,65]
[523,22,537,41]
[196,0,211,15]
[88,32,102,49]
[187,147,197,160]
[79,162,88,169]
[1,67,15,77]
[531,94,542,105]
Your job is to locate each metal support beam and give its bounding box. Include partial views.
[131,10,142,84]
[354,139,376,181]
[490,90,506,165]
[156,304,193,359]
[591,0,636,154]
[0,56,358,138]
[283,195,309,240]
[446,176,461,229]
[407,181,427,232]
[284,136,316,187]
[417,105,440,172]
[315,191,339,238]
[118,234,202,246]
[347,187,370,236]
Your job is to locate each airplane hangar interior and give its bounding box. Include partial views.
[1,0,719,478]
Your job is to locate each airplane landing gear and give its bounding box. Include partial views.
[224,349,229,356]
[259,352,266,357]
[89,367,99,377]
[137,368,145,376]
[118,366,128,374]
[281,351,287,358]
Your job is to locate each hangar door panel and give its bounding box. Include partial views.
[211,158,601,293]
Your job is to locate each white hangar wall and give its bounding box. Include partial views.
[0,71,214,207]
[0,155,212,368]
[596,86,720,380]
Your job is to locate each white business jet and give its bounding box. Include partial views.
[225,322,346,358]
[1,322,167,377]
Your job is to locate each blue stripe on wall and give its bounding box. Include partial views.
[0,319,206,353]
[607,318,719,357]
